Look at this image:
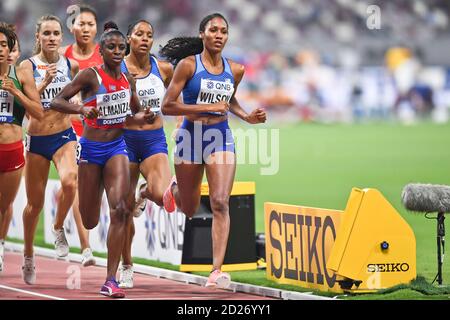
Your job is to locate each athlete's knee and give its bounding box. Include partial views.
[210,196,229,214]
[110,200,131,224]
[60,173,78,195]
[0,204,9,214]
[153,192,164,207]
[180,204,199,218]
[83,218,98,230]
[24,200,44,216]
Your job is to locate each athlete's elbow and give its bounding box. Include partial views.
[30,105,44,120]
[49,97,65,113]
[49,100,59,113]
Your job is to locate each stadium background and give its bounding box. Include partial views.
[2,0,450,299]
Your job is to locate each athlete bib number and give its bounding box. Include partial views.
[96,89,131,126]
[76,142,82,164]
[24,134,31,152]
[0,90,15,123]
[196,79,234,116]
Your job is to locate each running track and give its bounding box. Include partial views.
[0,252,275,300]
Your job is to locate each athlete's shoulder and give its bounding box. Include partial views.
[15,62,33,83]
[19,58,33,70]
[175,55,196,76]
[68,58,80,75]
[227,58,245,81]
[76,66,97,82]
[156,59,173,72]
[156,59,173,75]
[179,55,196,66]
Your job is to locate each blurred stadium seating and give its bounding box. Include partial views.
[1,0,450,123]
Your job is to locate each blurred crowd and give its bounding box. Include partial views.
[2,0,450,123]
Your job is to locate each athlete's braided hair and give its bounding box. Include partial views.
[159,13,228,66]
[125,19,153,56]
[0,22,17,51]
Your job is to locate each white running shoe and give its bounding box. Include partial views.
[22,256,36,285]
[52,224,69,257]
[133,181,147,218]
[0,239,4,273]
[81,248,96,267]
[119,264,134,288]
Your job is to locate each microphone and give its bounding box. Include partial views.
[401,183,450,213]
[402,183,450,286]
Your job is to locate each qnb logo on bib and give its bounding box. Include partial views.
[96,89,131,126]
[0,90,15,123]
[136,74,165,115]
[196,79,234,105]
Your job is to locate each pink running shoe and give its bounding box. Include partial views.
[100,279,125,298]
[163,175,177,213]
[205,269,231,289]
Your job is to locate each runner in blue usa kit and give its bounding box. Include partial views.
[160,13,266,289]
[19,15,80,285]
[50,21,156,299]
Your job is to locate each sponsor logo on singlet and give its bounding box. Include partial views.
[96,89,131,126]
[0,89,15,123]
[136,74,165,114]
[196,78,234,105]
[35,64,70,109]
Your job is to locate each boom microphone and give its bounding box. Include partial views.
[402,183,450,286]
[401,183,450,213]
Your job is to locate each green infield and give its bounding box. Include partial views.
[15,120,450,299]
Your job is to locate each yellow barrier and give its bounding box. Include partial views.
[327,188,416,292]
[264,188,417,293]
[264,202,344,292]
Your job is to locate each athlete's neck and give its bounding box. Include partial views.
[0,63,9,76]
[202,50,222,67]
[74,42,96,56]
[102,64,122,79]
[39,50,59,64]
[126,51,150,72]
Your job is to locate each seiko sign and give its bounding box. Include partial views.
[367,263,410,273]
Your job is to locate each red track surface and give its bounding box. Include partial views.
[0,252,274,300]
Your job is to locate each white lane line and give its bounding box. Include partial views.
[0,285,67,300]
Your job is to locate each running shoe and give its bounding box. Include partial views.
[162,175,177,213]
[52,224,69,257]
[133,181,148,218]
[100,278,126,298]
[118,264,134,288]
[22,256,36,285]
[205,269,231,289]
[81,248,96,267]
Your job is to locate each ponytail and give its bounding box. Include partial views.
[159,13,228,67]
[100,21,126,48]
[159,37,203,66]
